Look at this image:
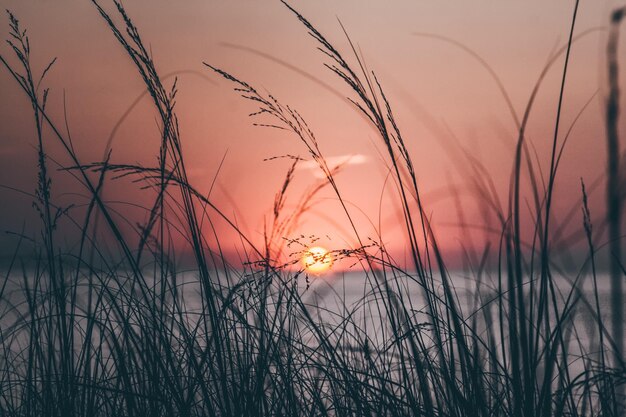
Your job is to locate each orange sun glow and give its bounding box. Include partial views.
[301,246,333,274]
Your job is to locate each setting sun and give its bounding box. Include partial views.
[301,246,333,274]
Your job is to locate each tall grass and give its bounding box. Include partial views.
[606,6,625,370]
[0,1,624,416]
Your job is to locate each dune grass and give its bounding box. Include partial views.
[0,1,625,416]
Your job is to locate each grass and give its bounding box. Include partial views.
[0,1,625,416]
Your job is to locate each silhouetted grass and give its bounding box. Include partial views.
[0,1,624,416]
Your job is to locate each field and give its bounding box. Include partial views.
[0,1,625,416]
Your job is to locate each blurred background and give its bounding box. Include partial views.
[0,0,623,269]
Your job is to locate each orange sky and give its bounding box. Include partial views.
[0,0,624,269]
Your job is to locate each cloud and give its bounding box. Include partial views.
[296,154,369,178]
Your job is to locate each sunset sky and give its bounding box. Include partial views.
[0,0,624,268]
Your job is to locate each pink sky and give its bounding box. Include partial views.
[0,0,624,269]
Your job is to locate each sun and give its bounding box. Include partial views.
[301,246,333,274]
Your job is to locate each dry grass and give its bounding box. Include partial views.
[0,1,624,416]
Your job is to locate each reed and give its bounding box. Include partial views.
[0,2,624,416]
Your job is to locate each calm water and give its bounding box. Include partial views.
[295,270,622,374]
[304,270,616,323]
[1,268,622,374]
